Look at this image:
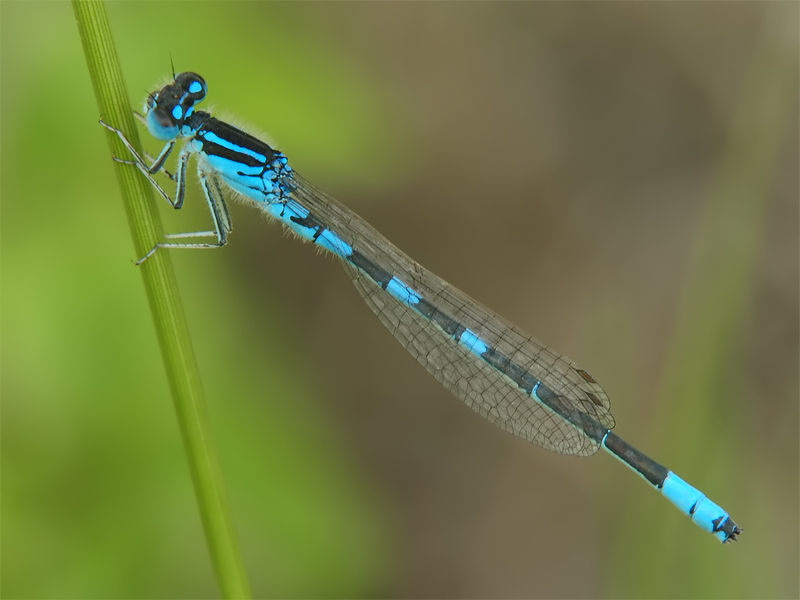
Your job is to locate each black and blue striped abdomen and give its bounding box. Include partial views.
[283,176,616,456]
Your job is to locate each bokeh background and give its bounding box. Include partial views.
[2,2,798,598]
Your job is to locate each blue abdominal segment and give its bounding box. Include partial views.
[458,328,489,356]
[386,277,421,305]
[660,473,736,543]
[602,431,740,542]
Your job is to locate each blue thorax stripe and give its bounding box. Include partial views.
[202,130,267,163]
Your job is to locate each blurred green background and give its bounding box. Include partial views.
[2,2,798,598]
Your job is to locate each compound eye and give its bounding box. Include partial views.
[155,107,176,128]
[146,106,180,141]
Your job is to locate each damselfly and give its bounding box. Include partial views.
[101,72,741,543]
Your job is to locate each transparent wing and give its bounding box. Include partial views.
[290,175,615,456]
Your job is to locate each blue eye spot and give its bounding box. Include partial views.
[189,81,203,94]
[172,105,183,120]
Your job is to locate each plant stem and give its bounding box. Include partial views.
[72,2,251,597]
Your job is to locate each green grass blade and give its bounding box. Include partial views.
[72,1,251,597]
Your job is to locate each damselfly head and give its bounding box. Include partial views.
[144,72,207,141]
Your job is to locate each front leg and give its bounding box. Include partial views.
[99,119,179,208]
